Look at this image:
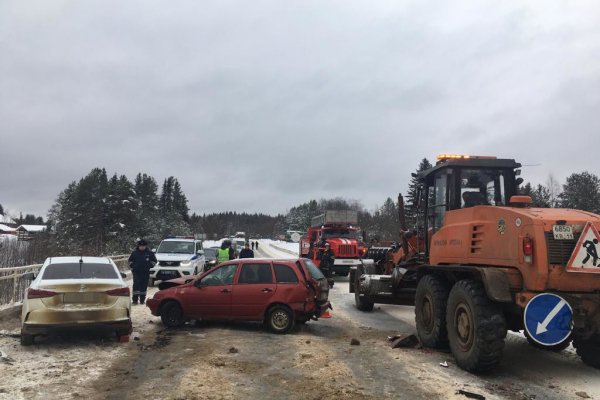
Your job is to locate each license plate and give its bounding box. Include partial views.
[158,271,178,279]
[553,225,574,240]
[63,292,101,304]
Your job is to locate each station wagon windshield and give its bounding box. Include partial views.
[42,263,119,280]
[157,241,195,254]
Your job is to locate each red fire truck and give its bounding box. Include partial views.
[299,210,367,276]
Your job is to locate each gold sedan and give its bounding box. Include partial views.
[21,256,132,345]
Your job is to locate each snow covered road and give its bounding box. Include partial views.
[1,242,600,399]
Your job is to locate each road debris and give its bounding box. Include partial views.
[0,349,14,365]
[576,392,591,399]
[0,330,20,338]
[388,334,421,349]
[350,338,361,346]
[456,389,486,400]
[439,361,449,368]
[228,347,239,354]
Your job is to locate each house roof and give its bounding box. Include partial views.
[0,224,16,232]
[17,224,47,232]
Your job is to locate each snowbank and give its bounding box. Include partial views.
[268,240,300,255]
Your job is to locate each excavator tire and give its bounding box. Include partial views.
[446,280,507,373]
[354,264,374,312]
[415,274,450,348]
[524,329,572,352]
[573,334,600,369]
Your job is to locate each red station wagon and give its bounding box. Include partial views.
[146,258,331,333]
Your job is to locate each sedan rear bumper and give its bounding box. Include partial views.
[22,318,132,335]
[23,307,130,326]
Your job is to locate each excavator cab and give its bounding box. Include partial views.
[416,154,522,254]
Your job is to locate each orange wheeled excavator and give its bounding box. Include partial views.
[351,154,600,372]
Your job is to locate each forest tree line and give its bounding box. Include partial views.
[2,160,600,258]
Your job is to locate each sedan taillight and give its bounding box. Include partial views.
[27,288,57,299]
[105,287,130,297]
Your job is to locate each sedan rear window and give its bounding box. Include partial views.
[274,264,299,284]
[303,259,325,280]
[42,263,119,280]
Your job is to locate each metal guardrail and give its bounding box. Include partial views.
[0,255,129,307]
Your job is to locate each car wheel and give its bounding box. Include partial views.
[160,301,185,328]
[266,305,295,334]
[20,331,34,346]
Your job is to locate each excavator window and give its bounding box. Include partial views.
[459,169,507,208]
[428,171,448,232]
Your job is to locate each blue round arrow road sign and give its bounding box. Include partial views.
[524,293,573,346]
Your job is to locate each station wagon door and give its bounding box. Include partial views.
[231,262,277,320]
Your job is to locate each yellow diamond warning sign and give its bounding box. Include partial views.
[566,222,600,273]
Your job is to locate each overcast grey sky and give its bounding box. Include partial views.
[1,1,599,218]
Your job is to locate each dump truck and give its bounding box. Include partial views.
[300,210,367,276]
[350,154,600,372]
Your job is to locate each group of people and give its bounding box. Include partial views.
[217,239,257,261]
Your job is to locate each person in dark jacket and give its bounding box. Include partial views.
[128,239,157,305]
[318,242,335,286]
[239,242,254,259]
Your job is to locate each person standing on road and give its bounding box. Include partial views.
[128,239,157,305]
[239,242,254,259]
[255,241,259,250]
[217,240,235,264]
[251,241,255,251]
[318,242,335,286]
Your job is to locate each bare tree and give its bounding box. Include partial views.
[546,175,561,208]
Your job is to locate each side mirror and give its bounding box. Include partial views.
[22,272,36,281]
[151,248,157,253]
[515,177,524,186]
[197,250,204,255]
[194,279,204,288]
[120,272,127,279]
